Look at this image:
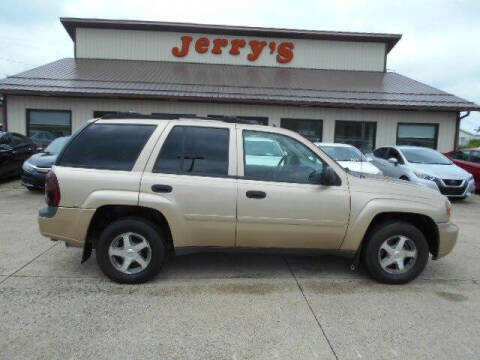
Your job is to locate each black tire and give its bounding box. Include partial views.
[362,221,429,284]
[400,176,409,181]
[96,217,165,284]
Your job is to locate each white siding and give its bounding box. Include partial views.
[76,28,386,72]
[7,95,457,152]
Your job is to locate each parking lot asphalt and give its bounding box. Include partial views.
[1,178,479,359]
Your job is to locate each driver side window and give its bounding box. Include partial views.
[243,130,325,184]
[387,148,404,164]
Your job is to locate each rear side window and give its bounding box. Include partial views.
[10,133,32,146]
[153,126,229,176]
[58,123,156,171]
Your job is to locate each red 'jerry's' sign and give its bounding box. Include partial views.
[172,36,295,64]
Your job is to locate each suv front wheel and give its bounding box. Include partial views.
[96,217,165,284]
[362,221,429,284]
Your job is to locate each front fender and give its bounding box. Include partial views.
[340,197,442,251]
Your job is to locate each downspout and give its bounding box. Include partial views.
[455,111,471,149]
[2,94,6,131]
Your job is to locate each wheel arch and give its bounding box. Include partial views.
[359,212,439,259]
[84,205,174,260]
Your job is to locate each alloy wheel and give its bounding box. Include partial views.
[108,232,152,274]
[377,235,417,274]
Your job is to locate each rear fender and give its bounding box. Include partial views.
[81,190,139,209]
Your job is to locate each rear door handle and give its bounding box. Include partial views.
[151,184,172,193]
[246,190,266,199]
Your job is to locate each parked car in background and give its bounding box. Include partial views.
[444,148,480,189]
[244,135,284,167]
[22,136,70,190]
[0,131,38,180]
[39,117,458,285]
[29,130,57,148]
[315,142,382,175]
[371,146,475,199]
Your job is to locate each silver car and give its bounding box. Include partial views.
[371,146,475,199]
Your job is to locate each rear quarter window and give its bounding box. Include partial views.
[57,123,156,171]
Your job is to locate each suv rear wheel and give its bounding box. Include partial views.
[96,217,165,284]
[362,221,429,284]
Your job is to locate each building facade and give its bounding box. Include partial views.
[0,18,478,152]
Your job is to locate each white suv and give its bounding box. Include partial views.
[38,117,458,284]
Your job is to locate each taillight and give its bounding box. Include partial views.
[45,171,60,206]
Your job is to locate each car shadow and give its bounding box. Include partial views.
[157,252,365,281]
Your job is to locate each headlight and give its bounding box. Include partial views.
[413,171,436,181]
[445,200,452,219]
[22,161,35,172]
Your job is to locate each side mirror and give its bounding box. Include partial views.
[387,157,398,166]
[314,166,340,186]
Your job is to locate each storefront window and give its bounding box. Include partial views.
[27,110,71,147]
[281,118,323,143]
[334,121,376,153]
[397,123,438,149]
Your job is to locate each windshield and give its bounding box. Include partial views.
[44,137,69,155]
[320,145,366,162]
[401,148,452,165]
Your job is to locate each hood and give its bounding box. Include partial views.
[338,161,381,175]
[348,172,441,200]
[26,152,58,168]
[408,163,470,180]
[347,174,449,223]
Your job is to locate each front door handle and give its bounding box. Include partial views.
[246,190,266,199]
[151,184,172,193]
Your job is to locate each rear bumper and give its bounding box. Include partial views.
[38,206,95,248]
[434,221,459,259]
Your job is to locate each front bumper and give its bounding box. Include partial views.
[21,170,46,189]
[38,206,95,248]
[434,221,459,259]
[437,178,475,198]
[414,178,475,198]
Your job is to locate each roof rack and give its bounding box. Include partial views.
[99,112,268,125]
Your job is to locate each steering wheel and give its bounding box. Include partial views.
[277,155,288,168]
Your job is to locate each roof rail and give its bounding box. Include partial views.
[99,112,179,120]
[98,112,268,125]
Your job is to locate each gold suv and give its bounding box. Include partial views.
[38,117,458,284]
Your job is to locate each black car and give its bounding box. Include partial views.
[22,136,70,190]
[0,131,38,180]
